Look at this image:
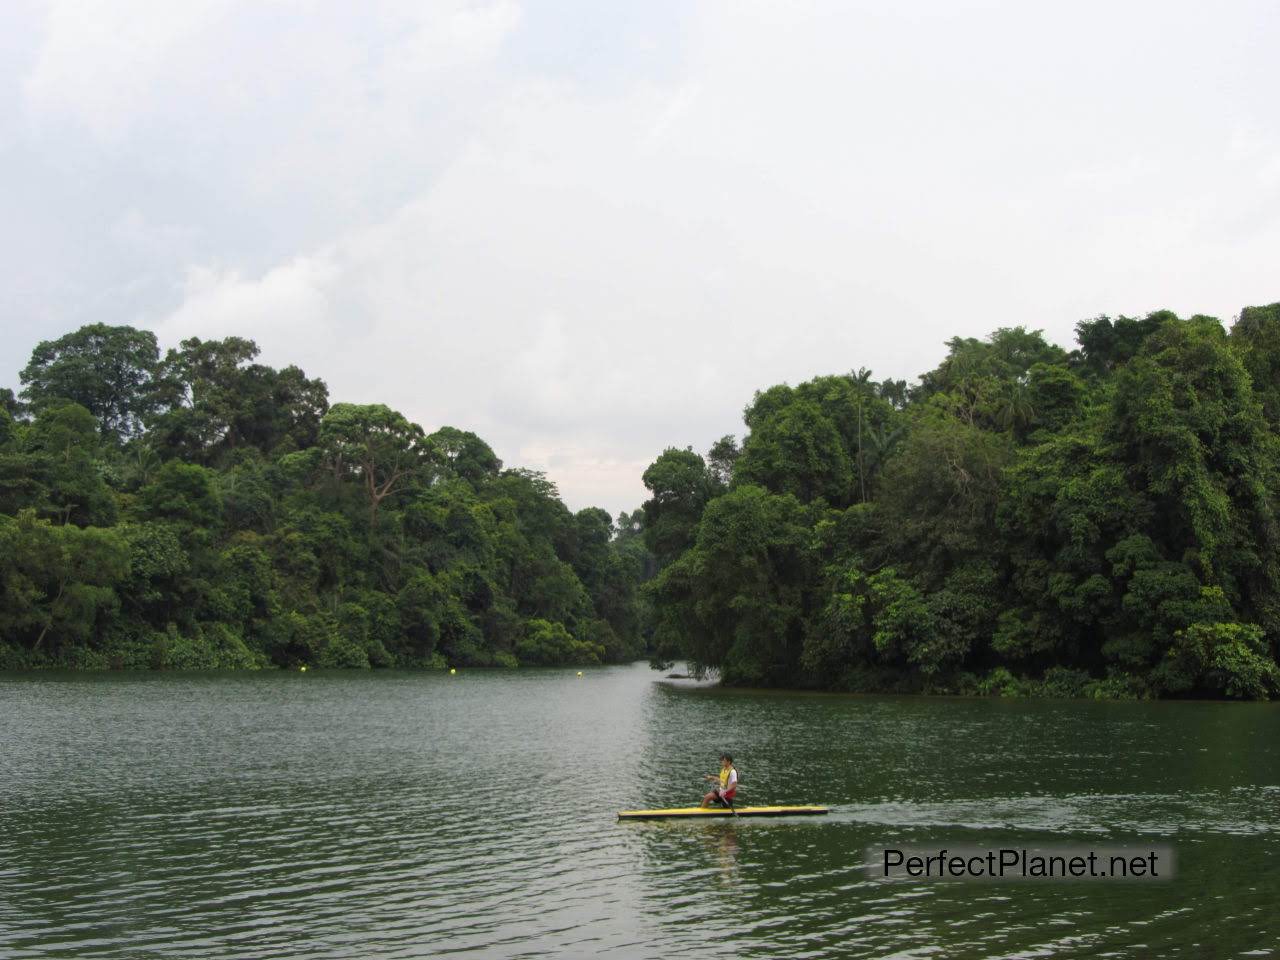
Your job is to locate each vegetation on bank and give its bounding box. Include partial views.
[0,326,651,670]
[643,304,1280,700]
[9,303,1280,702]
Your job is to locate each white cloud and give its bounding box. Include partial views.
[157,253,342,347]
[5,0,1280,514]
[23,0,237,141]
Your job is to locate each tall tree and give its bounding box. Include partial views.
[20,324,160,440]
[0,511,129,656]
[1229,302,1280,427]
[429,426,502,484]
[641,448,716,567]
[319,403,432,527]
[706,435,739,488]
[149,337,328,461]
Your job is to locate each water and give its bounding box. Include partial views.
[2,663,1279,958]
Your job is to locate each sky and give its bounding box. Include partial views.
[2,0,1278,516]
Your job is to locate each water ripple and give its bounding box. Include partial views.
[3,666,1280,957]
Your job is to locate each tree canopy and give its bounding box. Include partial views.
[0,325,652,671]
[646,304,1280,700]
[10,302,1280,700]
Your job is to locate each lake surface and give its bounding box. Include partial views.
[2,662,1280,958]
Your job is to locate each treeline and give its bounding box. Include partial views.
[0,325,651,670]
[643,304,1280,700]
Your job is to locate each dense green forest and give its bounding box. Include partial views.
[643,303,1280,700]
[0,326,651,670]
[8,305,1280,699]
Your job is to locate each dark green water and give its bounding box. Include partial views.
[3,663,1279,958]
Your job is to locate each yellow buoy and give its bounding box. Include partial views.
[300,665,307,672]
[449,668,456,675]
[577,671,583,677]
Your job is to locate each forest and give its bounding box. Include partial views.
[643,303,1280,700]
[7,304,1280,699]
[0,326,651,670]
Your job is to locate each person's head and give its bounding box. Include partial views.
[720,753,733,768]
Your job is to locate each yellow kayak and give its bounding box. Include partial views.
[617,805,829,820]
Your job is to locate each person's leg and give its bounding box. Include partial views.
[701,790,716,807]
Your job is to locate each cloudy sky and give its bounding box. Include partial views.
[2,1,1278,515]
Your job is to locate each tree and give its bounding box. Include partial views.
[149,337,328,461]
[649,485,814,683]
[1106,316,1276,591]
[1022,362,1085,436]
[515,618,604,666]
[2,322,646,671]
[319,403,432,527]
[873,405,1013,589]
[641,448,716,567]
[735,398,853,504]
[736,374,897,505]
[11,302,1280,692]
[26,403,117,526]
[1156,620,1279,700]
[138,461,223,528]
[0,511,129,656]
[1074,312,1170,376]
[429,426,502,484]
[0,389,23,419]
[707,435,739,488]
[1229,302,1280,426]
[20,324,160,440]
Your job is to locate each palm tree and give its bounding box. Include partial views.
[996,382,1036,437]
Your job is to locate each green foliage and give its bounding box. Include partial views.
[148,337,329,463]
[0,511,129,658]
[320,402,432,526]
[1106,317,1274,582]
[24,403,118,526]
[736,398,853,504]
[1074,313,1167,375]
[144,622,265,671]
[1039,666,1092,699]
[20,324,160,439]
[1156,621,1279,700]
[805,562,991,680]
[649,484,814,684]
[975,667,1025,697]
[1,323,652,672]
[1230,303,1280,426]
[646,306,1280,700]
[138,461,223,528]
[430,426,502,483]
[641,447,716,567]
[515,618,604,666]
[15,303,1280,700]
[736,375,897,505]
[706,435,739,487]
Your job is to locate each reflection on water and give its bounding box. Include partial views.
[2,664,1280,957]
[714,825,739,884]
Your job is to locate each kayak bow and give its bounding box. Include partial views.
[617,805,829,820]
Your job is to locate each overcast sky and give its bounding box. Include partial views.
[2,1,1278,516]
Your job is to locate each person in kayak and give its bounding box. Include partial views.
[701,753,738,808]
